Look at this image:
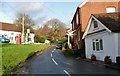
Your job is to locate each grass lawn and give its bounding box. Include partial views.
[1,43,50,74]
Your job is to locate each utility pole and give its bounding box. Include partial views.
[22,14,25,44]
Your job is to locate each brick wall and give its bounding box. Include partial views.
[72,1,120,49]
[80,2,119,32]
[119,2,120,12]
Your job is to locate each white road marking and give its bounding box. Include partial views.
[52,58,58,65]
[54,49,56,50]
[51,53,53,57]
[63,70,71,76]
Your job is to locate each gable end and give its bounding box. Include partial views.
[82,15,112,39]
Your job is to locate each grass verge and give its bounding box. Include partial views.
[2,44,50,74]
[0,45,2,76]
[62,48,74,57]
[62,47,85,59]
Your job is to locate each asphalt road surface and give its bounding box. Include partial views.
[14,46,120,76]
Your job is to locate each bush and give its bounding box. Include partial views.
[62,49,74,57]
[91,54,96,61]
[63,42,68,49]
[38,36,46,43]
[61,37,67,43]
[53,40,57,44]
[104,56,112,64]
[116,56,120,64]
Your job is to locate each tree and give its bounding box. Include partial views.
[40,25,52,37]
[14,13,35,33]
[44,18,67,42]
[34,18,67,43]
[38,36,46,43]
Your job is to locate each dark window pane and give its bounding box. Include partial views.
[100,39,103,50]
[94,21,98,28]
[96,42,99,51]
[93,42,95,50]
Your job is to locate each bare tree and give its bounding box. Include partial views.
[14,13,35,33]
[34,18,67,42]
[40,25,51,36]
[45,18,67,41]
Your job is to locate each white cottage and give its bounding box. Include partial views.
[0,22,35,44]
[0,22,21,44]
[82,13,120,62]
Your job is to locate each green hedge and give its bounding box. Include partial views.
[38,36,46,43]
[61,37,67,43]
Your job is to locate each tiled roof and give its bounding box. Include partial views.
[0,22,18,32]
[93,13,120,32]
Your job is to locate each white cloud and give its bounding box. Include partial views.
[42,20,47,24]
[9,2,44,14]
[0,11,14,23]
[42,17,52,24]
[48,18,52,21]
[0,2,48,28]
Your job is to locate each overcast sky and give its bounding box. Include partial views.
[0,0,84,28]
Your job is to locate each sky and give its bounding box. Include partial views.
[0,0,84,28]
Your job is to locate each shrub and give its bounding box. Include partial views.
[104,56,112,64]
[81,40,85,51]
[63,42,68,49]
[62,49,74,57]
[61,37,67,43]
[38,36,46,43]
[116,56,120,64]
[91,54,96,61]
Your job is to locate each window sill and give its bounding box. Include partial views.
[92,50,104,53]
[93,27,99,31]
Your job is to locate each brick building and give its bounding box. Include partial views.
[71,0,120,49]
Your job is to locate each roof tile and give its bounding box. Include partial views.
[93,13,120,32]
[0,22,18,32]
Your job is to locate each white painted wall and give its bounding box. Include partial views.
[25,33,35,44]
[0,30,21,44]
[85,31,118,62]
[0,30,35,44]
[45,40,50,44]
[118,33,120,56]
[88,20,105,34]
[29,33,35,44]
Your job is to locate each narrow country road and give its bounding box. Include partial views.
[14,46,120,75]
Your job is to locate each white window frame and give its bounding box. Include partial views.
[93,20,98,28]
[106,7,116,13]
[92,39,103,51]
